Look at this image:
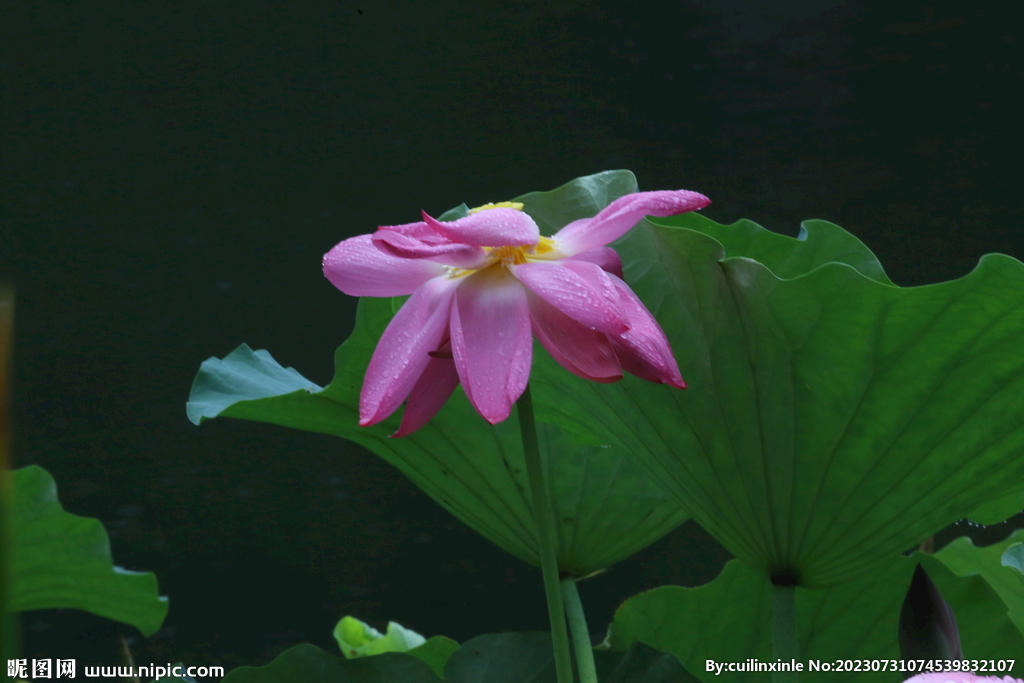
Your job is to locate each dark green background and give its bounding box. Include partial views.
[3,0,1021,671]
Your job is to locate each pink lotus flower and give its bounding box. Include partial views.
[904,673,1023,683]
[323,189,710,436]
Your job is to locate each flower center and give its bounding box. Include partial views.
[484,237,556,265]
[444,201,558,278]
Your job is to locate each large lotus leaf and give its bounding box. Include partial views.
[9,465,168,636]
[602,543,1024,683]
[187,171,688,576]
[530,211,1024,587]
[960,487,1024,526]
[222,635,698,683]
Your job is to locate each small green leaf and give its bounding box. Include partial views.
[1003,542,1024,575]
[9,465,168,637]
[332,614,459,677]
[334,615,427,658]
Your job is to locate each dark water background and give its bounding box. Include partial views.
[3,0,1022,671]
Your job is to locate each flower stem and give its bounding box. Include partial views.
[561,577,598,683]
[772,583,799,683]
[516,384,575,683]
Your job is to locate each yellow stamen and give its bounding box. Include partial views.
[482,236,558,266]
[467,201,525,214]
[444,206,559,279]
[532,236,556,255]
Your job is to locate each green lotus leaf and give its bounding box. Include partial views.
[656,212,893,285]
[960,487,1024,526]
[603,543,1024,682]
[9,465,168,636]
[187,170,688,577]
[934,529,1024,635]
[531,211,1024,587]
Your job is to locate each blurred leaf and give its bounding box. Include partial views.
[9,465,167,637]
[532,211,1024,587]
[187,170,688,577]
[603,543,1024,683]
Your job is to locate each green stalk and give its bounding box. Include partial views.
[516,384,574,683]
[772,583,799,683]
[561,577,598,683]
